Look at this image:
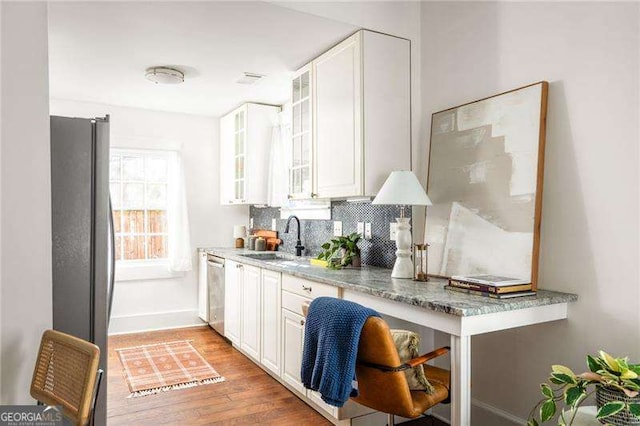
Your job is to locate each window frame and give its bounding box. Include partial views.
[110,148,182,281]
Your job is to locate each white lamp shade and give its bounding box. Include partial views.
[372,171,432,206]
[233,225,247,238]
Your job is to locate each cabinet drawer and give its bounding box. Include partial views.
[282,290,311,316]
[282,275,339,300]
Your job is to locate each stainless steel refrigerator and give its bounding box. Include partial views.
[50,116,114,426]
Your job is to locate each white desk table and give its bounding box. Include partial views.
[342,282,577,426]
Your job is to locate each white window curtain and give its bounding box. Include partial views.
[267,108,292,207]
[167,152,192,272]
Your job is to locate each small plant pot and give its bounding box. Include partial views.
[596,385,640,425]
[338,250,361,268]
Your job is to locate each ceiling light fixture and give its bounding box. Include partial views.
[145,66,185,85]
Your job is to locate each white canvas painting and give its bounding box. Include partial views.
[426,83,546,282]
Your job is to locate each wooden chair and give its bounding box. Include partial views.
[30,330,102,426]
[301,301,450,425]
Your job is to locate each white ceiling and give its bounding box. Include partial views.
[48,1,357,117]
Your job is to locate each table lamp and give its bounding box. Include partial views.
[372,171,432,279]
[233,225,246,248]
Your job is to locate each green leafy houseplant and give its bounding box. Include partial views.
[316,233,362,270]
[528,351,640,426]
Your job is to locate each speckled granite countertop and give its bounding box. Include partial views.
[202,247,578,317]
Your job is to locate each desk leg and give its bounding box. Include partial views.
[450,334,471,426]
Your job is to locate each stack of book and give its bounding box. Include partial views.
[445,275,536,299]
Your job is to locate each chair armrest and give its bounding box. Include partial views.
[406,346,450,368]
[357,347,451,374]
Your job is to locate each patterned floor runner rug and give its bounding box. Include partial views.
[116,340,225,398]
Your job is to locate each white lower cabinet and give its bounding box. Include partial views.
[309,390,339,418]
[240,264,261,361]
[281,307,306,394]
[260,269,281,376]
[226,266,373,423]
[197,250,208,322]
[224,260,241,346]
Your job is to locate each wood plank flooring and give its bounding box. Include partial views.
[107,326,446,425]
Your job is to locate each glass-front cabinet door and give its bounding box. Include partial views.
[233,107,246,202]
[220,103,279,205]
[289,65,313,199]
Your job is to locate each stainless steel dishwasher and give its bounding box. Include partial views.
[207,254,225,335]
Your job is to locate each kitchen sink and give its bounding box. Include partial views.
[239,252,291,260]
[239,252,310,268]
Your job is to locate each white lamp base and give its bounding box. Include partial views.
[391,217,413,279]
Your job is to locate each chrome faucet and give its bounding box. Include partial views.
[284,215,305,256]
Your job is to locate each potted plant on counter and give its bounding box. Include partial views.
[316,233,362,270]
[528,351,640,426]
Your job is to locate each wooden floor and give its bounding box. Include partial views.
[107,326,446,425]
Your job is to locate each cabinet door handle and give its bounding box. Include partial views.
[311,193,318,198]
[302,285,312,293]
[300,319,305,326]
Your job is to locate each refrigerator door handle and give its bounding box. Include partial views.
[108,196,115,323]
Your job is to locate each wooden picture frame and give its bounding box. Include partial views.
[425,81,548,290]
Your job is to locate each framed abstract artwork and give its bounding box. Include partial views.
[425,82,548,290]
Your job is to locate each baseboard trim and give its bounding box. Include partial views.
[431,412,450,424]
[108,309,206,335]
[429,398,527,426]
[472,398,527,425]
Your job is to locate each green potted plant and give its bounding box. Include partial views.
[316,233,362,270]
[528,351,640,426]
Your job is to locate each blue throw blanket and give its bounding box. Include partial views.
[301,297,380,407]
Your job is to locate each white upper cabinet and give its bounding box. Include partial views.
[360,31,411,196]
[288,30,411,200]
[289,65,314,199]
[314,33,362,198]
[220,103,280,205]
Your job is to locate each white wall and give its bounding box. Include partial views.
[273,1,419,41]
[0,1,52,404]
[50,99,248,334]
[421,2,640,424]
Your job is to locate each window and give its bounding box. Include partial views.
[110,149,172,263]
